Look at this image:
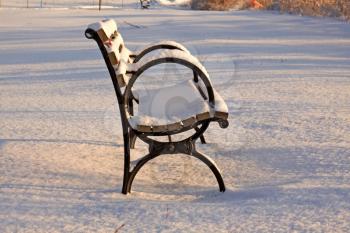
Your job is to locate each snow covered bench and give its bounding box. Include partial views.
[85,19,229,194]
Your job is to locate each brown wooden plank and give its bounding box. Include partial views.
[108,52,119,66]
[181,116,197,128]
[152,124,167,133]
[117,74,126,87]
[167,121,183,131]
[196,112,210,121]
[214,111,228,120]
[137,125,153,133]
[97,28,109,42]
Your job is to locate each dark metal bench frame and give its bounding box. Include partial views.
[85,27,228,194]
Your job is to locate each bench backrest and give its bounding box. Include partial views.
[86,19,131,88]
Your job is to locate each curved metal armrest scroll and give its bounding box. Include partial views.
[218,119,229,129]
[85,28,96,40]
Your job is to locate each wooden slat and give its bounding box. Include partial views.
[137,125,153,133]
[181,116,197,128]
[150,121,183,133]
[108,52,119,66]
[214,111,228,120]
[117,74,126,87]
[97,28,109,42]
[152,124,168,133]
[167,121,183,131]
[196,112,210,121]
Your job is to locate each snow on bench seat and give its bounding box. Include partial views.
[129,80,228,133]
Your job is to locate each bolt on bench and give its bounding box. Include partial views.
[85,19,229,194]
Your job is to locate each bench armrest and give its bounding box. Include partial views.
[133,41,190,63]
[124,49,215,122]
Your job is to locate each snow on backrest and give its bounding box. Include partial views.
[88,19,131,87]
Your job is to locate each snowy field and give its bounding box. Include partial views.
[1,2,350,232]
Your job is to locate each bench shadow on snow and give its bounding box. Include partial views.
[0,138,122,147]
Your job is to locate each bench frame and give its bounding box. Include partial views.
[85,25,228,194]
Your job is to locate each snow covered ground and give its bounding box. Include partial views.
[1,3,350,232]
[0,0,191,9]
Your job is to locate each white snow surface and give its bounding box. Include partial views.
[1,5,350,233]
[157,0,191,7]
[130,80,209,128]
[88,19,118,37]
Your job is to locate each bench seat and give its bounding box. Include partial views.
[130,79,228,133]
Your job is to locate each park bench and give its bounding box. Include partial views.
[85,19,229,194]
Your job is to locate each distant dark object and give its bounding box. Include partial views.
[140,0,150,9]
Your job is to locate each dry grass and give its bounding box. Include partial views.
[191,0,350,20]
[278,0,350,20]
[191,0,248,11]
